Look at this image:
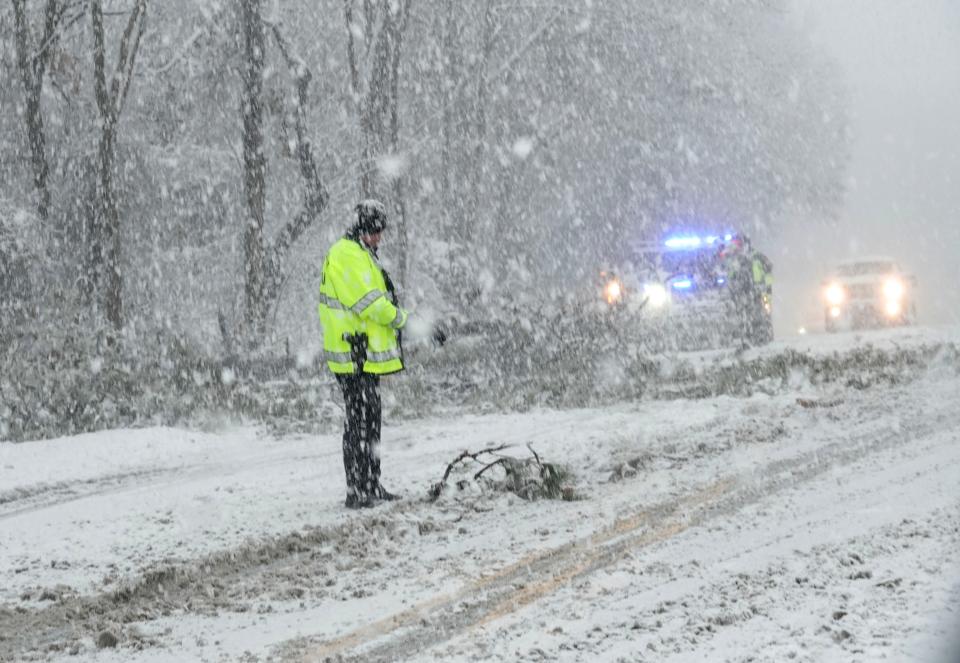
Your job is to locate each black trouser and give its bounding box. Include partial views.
[336,373,382,499]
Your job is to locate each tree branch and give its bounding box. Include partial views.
[438,444,511,485]
[12,0,34,92]
[526,443,542,468]
[112,0,147,118]
[266,22,329,295]
[36,0,74,79]
[90,0,109,120]
[362,0,374,55]
[473,457,509,481]
[343,0,361,99]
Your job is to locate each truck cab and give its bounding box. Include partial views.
[822,257,917,332]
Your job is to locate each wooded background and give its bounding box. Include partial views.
[1,0,848,351]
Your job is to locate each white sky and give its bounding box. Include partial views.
[776,1,960,333]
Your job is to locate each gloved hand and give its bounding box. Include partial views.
[432,322,448,347]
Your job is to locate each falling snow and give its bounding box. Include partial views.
[1,0,958,661]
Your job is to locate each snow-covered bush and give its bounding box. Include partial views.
[3,294,956,443]
[0,326,339,442]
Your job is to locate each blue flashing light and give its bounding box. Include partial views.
[672,278,694,290]
[665,232,737,250]
[716,276,726,285]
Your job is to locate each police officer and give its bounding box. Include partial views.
[742,237,773,300]
[720,235,771,345]
[746,239,774,343]
[318,200,408,509]
[719,236,754,299]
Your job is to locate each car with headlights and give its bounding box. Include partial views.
[822,257,916,332]
[596,231,773,349]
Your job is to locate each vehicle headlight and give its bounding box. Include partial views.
[825,283,845,306]
[604,279,623,304]
[643,283,668,308]
[883,277,904,301]
[885,299,902,317]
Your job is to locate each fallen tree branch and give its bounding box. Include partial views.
[527,442,541,466]
[473,457,508,481]
[429,443,575,502]
[431,444,510,495]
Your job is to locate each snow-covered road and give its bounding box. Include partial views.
[1,327,958,662]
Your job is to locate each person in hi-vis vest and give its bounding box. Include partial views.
[318,200,409,508]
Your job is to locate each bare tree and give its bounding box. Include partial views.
[235,0,330,345]
[266,23,330,293]
[10,0,70,225]
[344,0,413,284]
[238,0,267,338]
[466,0,497,228]
[386,0,412,286]
[89,0,147,332]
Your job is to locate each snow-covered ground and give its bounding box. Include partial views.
[1,326,959,662]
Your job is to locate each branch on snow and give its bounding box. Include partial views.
[428,443,512,500]
[428,443,576,503]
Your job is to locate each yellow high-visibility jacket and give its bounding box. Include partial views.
[751,254,774,292]
[318,237,407,374]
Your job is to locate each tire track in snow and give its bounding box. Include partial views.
[287,408,957,662]
[0,411,592,523]
[473,436,960,662]
[0,450,338,522]
[0,468,171,520]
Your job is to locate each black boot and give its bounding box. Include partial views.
[345,493,375,509]
[374,485,401,502]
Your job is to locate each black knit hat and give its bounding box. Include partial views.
[354,199,388,234]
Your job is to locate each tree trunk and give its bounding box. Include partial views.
[90,0,147,333]
[361,6,391,200]
[387,1,410,287]
[239,0,267,340]
[18,75,51,223]
[437,6,456,222]
[96,120,123,329]
[11,0,67,225]
[467,0,496,238]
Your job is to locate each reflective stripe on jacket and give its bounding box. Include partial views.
[318,238,407,375]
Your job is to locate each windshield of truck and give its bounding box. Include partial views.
[837,261,895,276]
[660,249,721,280]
